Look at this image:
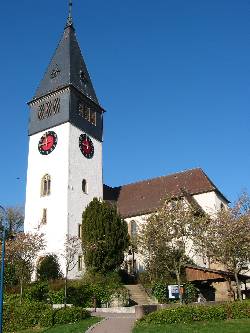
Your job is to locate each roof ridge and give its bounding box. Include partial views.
[112,167,204,189]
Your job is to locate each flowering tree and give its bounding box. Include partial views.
[193,193,250,300]
[4,232,45,302]
[139,198,198,303]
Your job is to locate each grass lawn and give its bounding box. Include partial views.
[15,317,101,333]
[133,319,250,333]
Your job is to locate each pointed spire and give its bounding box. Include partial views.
[33,13,99,104]
[66,0,73,27]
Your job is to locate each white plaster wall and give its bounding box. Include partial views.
[24,123,70,274]
[24,123,103,279]
[67,125,103,278]
[193,191,227,217]
[191,191,229,267]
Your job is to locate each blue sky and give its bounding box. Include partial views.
[0,0,249,207]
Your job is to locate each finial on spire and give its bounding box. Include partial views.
[66,0,73,27]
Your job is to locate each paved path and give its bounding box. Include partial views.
[87,312,136,333]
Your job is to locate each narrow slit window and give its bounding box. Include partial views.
[82,179,87,193]
[78,255,83,271]
[78,224,82,239]
[41,208,47,225]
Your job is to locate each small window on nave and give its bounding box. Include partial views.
[78,255,83,271]
[130,220,137,238]
[41,208,47,225]
[41,174,51,197]
[82,179,87,194]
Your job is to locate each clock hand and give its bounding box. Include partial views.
[82,141,89,148]
[39,137,52,147]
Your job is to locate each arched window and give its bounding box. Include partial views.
[82,179,87,193]
[41,174,51,196]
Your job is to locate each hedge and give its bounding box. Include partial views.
[3,301,90,332]
[39,306,90,327]
[17,277,127,308]
[4,302,50,332]
[139,301,250,325]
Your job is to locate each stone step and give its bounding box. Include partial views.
[124,284,157,305]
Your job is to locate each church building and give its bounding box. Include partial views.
[24,8,229,279]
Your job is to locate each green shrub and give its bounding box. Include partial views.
[24,282,49,302]
[3,301,50,332]
[48,288,65,304]
[111,287,130,306]
[37,255,62,281]
[3,301,91,332]
[67,285,93,307]
[152,282,168,303]
[4,261,19,287]
[230,300,250,319]
[4,293,20,304]
[48,283,109,307]
[39,306,90,327]
[68,282,114,307]
[183,282,198,304]
[140,301,250,325]
[56,272,126,307]
[54,307,90,324]
[83,271,122,289]
[39,308,54,327]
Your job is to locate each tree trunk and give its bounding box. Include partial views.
[20,278,23,304]
[234,271,242,301]
[64,270,68,308]
[227,278,235,301]
[176,270,182,304]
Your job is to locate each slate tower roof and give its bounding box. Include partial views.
[28,9,104,141]
[33,17,98,104]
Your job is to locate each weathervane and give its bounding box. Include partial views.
[66,0,73,26]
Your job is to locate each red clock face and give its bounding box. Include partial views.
[38,131,58,155]
[79,134,94,158]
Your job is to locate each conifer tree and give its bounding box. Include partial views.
[37,255,62,281]
[82,198,129,273]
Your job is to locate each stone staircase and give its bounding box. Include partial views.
[124,284,157,305]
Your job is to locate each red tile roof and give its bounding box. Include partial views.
[103,168,229,218]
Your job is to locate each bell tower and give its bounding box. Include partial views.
[24,4,105,278]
